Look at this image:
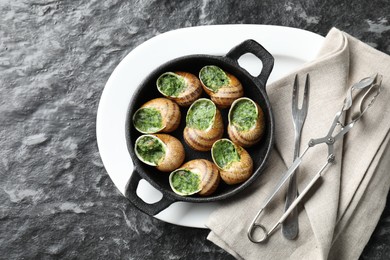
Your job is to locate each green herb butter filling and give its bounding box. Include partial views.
[170,169,201,195]
[135,135,166,165]
[212,139,240,169]
[186,99,216,130]
[199,65,229,92]
[157,72,186,97]
[133,107,163,133]
[230,99,258,131]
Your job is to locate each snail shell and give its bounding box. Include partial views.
[211,139,253,185]
[199,65,244,108]
[134,134,185,172]
[228,97,265,147]
[133,98,181,134]
[169,159,220,196]
[184,98,224,151]
[182,159,220,196]
[157,72,203,107]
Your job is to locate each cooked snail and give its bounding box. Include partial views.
[199,65,244,108]
[169,159,220,196]
[211,139,253,185]
[228,97,265,147]
[134,134,185,172]
[157,72,203,107]
[133,98,181,134]
[183,98,224,151]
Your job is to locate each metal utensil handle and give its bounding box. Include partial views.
[248,158,331,243]
[282,131,301,239]
[260,153,305,209]
[279,159,331,224]
[247,147,309,243]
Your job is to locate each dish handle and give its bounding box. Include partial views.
[125,168,176,216]
[226,39,274,91]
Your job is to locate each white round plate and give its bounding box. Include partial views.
[96,24,324,228]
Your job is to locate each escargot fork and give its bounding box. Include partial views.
[282,74,310,240]
[247,74,382,243]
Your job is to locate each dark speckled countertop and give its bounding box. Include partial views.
[1,1,389,259]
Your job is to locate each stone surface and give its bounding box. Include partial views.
[1,0,389,259]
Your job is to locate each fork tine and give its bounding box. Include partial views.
[301,74,310,115]
[292,74,299,114]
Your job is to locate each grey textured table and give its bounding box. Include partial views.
[1,1,389,259]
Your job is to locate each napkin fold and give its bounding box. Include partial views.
[206,28,390,260]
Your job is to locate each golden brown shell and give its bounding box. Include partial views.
[211,139,253,185]
[134,134,185,172]
[228,98,265,147]
[179,159,220,196]
[157,72,203,107]
[154,134,185,172]
[134,98,181,133]
[199,66,244,108]
[183,99,224,151]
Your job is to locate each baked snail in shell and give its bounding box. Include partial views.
[169,159,220,196]
[183,98,224,151]
[199,65,244,108]
[228,97,265,147]
[134,134,185,172]
[211,139,253,185]
[157,72,203,107]
[133,98,181,134]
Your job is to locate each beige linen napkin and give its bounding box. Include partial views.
[206,28,390,260]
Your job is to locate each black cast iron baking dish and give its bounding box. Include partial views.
[125,39,275,216]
